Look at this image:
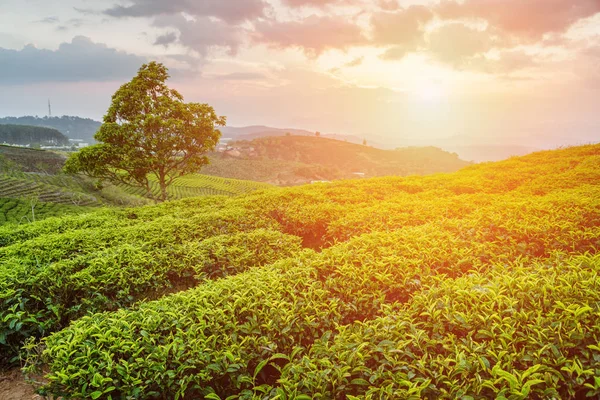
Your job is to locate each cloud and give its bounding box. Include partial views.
[437,0,600,41]
[254,15,367,56]
[378,45,411,61]
[279,0,359,7]
[153,15,244,56]
[371,6,433,46]
[103,0,268,24]
[154,32,178,47]
[212,72,267,81]
[377,0,399,11]
[0,36,146,84]
[468,49,539,74]
[36,16,60,24]
[427,23,497,66]
[370,5,433,60]
[344,56,364,67]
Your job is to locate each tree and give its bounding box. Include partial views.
[362,138,367,146]
[65,62,226,202]
[315,131,321,137]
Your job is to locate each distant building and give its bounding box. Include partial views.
[68,139,90,148]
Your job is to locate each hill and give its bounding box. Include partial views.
[0,146,270,226]
[0,116,101,143]
[1,144,599,398]
[0,145,66,174]
[219,125,378,146]
[0,125,69,147]
[206,135,470,184]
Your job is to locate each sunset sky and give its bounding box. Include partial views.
[1,0,599,148]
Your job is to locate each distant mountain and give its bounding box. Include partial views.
[441,145,541,163]
[0,116,101,143]
[205,135,470,185]
[0,125,69,147]
[219,125,382,147]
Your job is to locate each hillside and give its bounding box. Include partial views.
[1,144,599,398]
[0,146,270,226]
[0,125,69,147]
[206,135,470,184]
[0,116,101,143]
[220,125,379,147]
[0,145,66,174]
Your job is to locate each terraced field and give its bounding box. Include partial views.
[0,197,94,224]
[0,146,272,225]
[117,174,272,199]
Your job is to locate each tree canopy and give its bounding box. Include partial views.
[0,124,69,146]
[65,62,226,201]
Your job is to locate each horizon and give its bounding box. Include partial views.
[1,0,599,149]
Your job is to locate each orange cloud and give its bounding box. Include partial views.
[427,23,498,66]
[371,6,433,46]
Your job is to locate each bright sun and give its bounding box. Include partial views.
[416,82,445,102]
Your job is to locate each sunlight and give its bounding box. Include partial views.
[416,81,445,102]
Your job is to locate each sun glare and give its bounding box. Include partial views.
[416,82,445,102]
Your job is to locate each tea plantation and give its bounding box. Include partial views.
[1,144,599,399]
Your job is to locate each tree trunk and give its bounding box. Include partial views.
[158,172,168,202]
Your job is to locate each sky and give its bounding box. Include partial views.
[0,0,599,148]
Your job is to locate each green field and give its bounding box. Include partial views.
[117,174,272,199]
[0,144,598,399]
[204,136,471,185]
[0,146,272,225]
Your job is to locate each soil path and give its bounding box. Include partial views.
[0,368,41,400]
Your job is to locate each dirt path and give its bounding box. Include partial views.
[0,368,41,400]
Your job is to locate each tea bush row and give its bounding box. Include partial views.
[32,218,600,399]
[0,225,296,362]
[278,253,600,399]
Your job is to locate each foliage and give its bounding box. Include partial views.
[0,125,69,146]
[0,143,595,398]
[64,62,226,201]
[0,198,93,226]
[0,115,101,144]
[278,254,600,399]
[217,136,470,184]
[116,174,271,200]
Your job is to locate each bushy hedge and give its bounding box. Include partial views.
[31,219,600,398]
[1,224,296,362]
[1,143,598,398]
[279,253,600,399]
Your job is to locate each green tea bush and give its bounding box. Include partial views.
[3,143,599,398]
[31,219,600,398]
[278,253,600,399]
[0,213,288,361]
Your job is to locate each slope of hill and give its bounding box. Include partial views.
[116,174,271,199]
[0,125,69,147]
[220,125,382,147]
[1,144,599,398]
[0,116,101,143]
[206,135,470,184]
[0,146,270,226]
[0,145,66,174]
[443,144,542,162]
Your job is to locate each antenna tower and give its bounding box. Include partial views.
[48,99,52,117]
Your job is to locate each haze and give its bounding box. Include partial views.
[1,0,599,149]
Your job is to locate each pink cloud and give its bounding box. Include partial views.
[427,23,498,65]
[254,15,367,56]
[371,6,433,46]
[437,0,600,41]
